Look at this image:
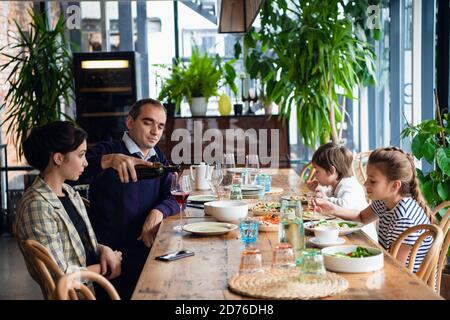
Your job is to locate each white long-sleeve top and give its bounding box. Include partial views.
[318,177,378,242]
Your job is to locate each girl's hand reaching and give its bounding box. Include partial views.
[314,198,337,216]
[306,179,319,191]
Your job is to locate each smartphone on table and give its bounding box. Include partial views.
[155,250,194,261]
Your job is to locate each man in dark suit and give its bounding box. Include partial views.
[79,98,179,299]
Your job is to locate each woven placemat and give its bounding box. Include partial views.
[228,268,348,300]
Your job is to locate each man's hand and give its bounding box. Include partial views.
[137,209,164,247]
[98,245,122,279]
[101,154,151,183]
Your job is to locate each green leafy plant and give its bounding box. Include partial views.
[158,46,237,111]
[0,8,74,157]
[401,113,450,215]
[235,0,377,148]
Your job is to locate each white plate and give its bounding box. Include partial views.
[182,222,238,235]
[227,168,258,174]
[241,185,263,192]
[308,237,345,248]
[304,220,364,235]
[321,245,384,273]
[187,194,217,204]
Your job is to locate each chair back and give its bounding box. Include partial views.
[21,240,77,300]
[353,151,371,186]
[389,224,444,291]
[432,201,450,294]
[299,161,316,183]
[56,270,120,300]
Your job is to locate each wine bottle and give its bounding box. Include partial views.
[134,163,181,180]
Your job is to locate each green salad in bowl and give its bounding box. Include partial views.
[331,246,376,258]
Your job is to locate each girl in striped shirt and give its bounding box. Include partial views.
[316,147,433,272]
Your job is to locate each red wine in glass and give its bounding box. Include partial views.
[172,191,190,206]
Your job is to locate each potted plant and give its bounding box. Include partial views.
[401,111,450,267]
[178,46,222,116]
[159,46,238,117]
[0,7,74,157]
[234,0,377,148]
[155,64,182,118]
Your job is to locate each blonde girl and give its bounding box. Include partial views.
[316,147,432,271]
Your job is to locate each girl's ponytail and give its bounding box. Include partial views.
[406,154,433,222]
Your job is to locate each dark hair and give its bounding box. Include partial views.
[22,121,87,172]
[311,142,353,180]
[368,146,431,219]
[128,98,166,119]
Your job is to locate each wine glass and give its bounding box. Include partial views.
[223,153,235,185]
[208,162,223,195]
[171,174,191,232]
[245,154,260,185]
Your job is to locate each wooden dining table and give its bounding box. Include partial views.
[132,168,443,300]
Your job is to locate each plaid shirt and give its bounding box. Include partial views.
[16,176,99,279]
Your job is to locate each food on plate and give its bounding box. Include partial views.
[281,195,308,203]
[314,220,358,229]
[302,211,333,220]
[328,246,376,258]
[258,213,280,225]
[251,202,281,215]
[256,213,280,232]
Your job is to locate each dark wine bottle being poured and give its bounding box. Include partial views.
[134,163,181,180]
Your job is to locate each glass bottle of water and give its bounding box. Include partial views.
[278,199,305,265]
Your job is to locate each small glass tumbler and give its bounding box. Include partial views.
[239,246,263,274]
[298,249,326,283]
[271,243,296,270]
[216,186,229,200]
[230,176,243,200]
[239,217,259,245]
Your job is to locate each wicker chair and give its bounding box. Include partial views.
[432,201,450,295]
[299,161,316,183]
[21,240,77,300]
[389,224,444,291]
[56,270,120,300]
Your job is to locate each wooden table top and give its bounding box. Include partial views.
[132,168,443,300]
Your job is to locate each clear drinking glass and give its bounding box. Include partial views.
[306,191,318,222]
[278,199,305,265]
[271,243,296,270]
[245,154,260,185]
[239,217,259,245]
[171,174,191,232]
[239,246,263,274]
[298,249,326,283]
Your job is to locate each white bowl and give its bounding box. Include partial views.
[321,245,384,273]
[203,200,248,223]
[314,227,339,243]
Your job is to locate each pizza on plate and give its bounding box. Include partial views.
[251,201,281,215]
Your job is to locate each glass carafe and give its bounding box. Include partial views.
[278,199,305,265]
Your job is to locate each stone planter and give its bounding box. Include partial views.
[190,97,208,116]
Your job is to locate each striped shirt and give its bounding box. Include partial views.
[371,197,432,273]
